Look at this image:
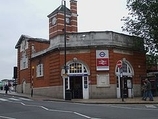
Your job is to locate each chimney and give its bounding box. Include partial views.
[70,0,78,32]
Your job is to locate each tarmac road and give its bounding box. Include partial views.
[0,93,158,119]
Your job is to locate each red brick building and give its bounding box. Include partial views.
[15,0,146,99]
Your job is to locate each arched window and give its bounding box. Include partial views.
[68,62,88,74]
[115,60,134,76]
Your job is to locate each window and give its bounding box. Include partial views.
[20,52,28,70]
[122,63,127,73]
[36,64,43,77]
[115,60,134,77]
[20,40,28,52]
[69,62,84,73]
[67,61,89,77]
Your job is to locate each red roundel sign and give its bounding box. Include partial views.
[117,60,122,68]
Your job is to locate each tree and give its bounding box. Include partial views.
[146,54,158,70]
[122,0,158,55]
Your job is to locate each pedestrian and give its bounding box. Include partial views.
[4,84,9,94]
[141,82,147,100]
[143,78,154,101]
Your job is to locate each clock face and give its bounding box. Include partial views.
[52,17,57,25]
[66,17,70,24]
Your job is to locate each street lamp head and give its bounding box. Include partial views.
[61,0,66,5]
[32,66,34,69]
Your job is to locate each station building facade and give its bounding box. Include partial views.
[15,0,146,99]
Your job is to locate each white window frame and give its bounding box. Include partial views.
[20,55,28,70]
[20,40,28,52]
[36,64,44,77]
[68,62,88,75]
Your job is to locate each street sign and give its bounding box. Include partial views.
[117,60,122,68]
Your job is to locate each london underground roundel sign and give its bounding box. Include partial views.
[117,60,122,68]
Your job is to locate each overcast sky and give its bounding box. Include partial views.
[0,0,128,80]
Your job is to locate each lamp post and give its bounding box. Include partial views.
[63,0,67,74]
[62,0,71,100]
[121,58,126,101]
[120,68,124,102]
[60,0,67,74]
[117,60,124,101]
[31,66,34,97]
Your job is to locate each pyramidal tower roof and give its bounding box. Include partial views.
[47,5,71,18]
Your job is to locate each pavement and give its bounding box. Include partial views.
[0,90,158,104]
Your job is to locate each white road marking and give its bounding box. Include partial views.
[74,112,91,118]
[107,104,158,111]
[0,97,32,102]
[0,115,16,119]
[21,102,25,105]
[19,97,32,101]
[40,106,49,111]
[9,98,20,101]
[145,105,157,108]
[0,98,8,101]
[91,118,102,119]
[19,103,96,118]
[0,98,100,119]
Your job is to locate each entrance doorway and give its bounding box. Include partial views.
[62,60,90,99]
[115,59,134,98]
[120,76,132,98]
[70,76,83,99]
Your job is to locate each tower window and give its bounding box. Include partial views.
[36,64,43,77]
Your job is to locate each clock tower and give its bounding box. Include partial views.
[47,0,78,39]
